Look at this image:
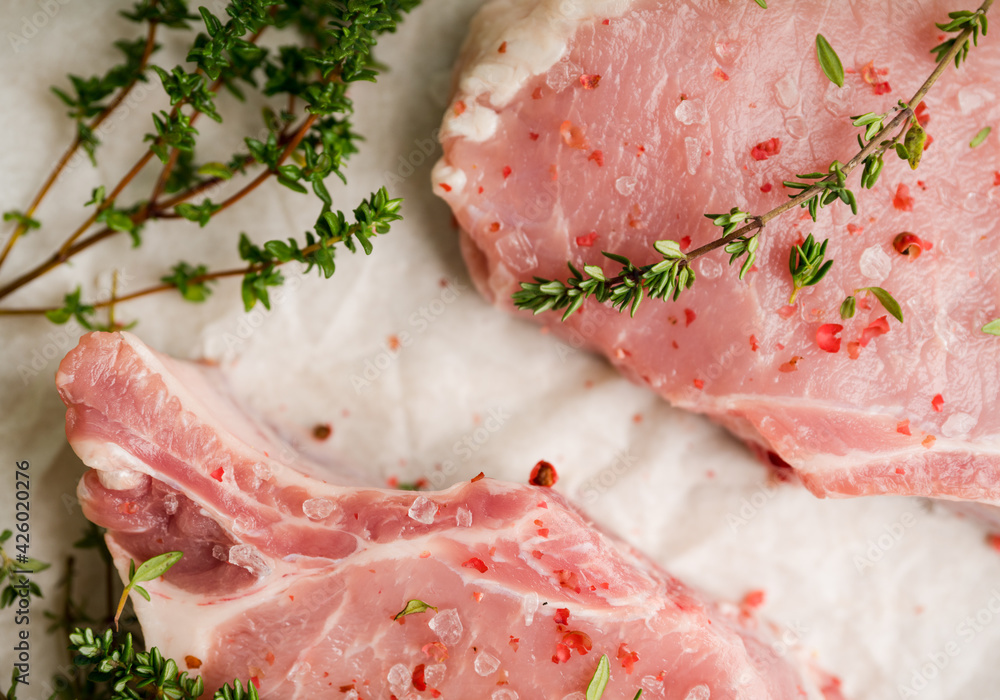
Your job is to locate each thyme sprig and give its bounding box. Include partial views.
[0,0,418,326]
[514,0,992,320]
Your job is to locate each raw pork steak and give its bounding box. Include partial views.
[433,0,1000,504]
[57,332,843,699]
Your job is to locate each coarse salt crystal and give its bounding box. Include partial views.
[387,663,409,691]
[521,591,540,625]
[425,663,447,687]
[674,99,708,125]
[859,245,891,282]
[456,505,473,527]
[228,544,271,577]
[492,690,518,700]
[408,496,436,524]
[615,176,637,196]
[685,685,711,700]
[474,651,500,676]
[429,609,463,645]
[163,492,179,515]
[302,498,335,521]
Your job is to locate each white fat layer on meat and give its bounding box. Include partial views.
[72,440,151,490]
[435,0,632,144]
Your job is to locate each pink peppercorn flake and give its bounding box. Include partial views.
[816,324,843,353]
[750,138,782,161]
[588,150,604,166]
[897,420,911,436]
[760,183,772,193]
[462,557,488,573]
[502,165,512,179]
[893,184,914,211]
[713,67,729,81]
[576,232,598,247]
[684,308,696,326]
[860,316,891,347]
[210,467,224,482]
[932,394,944,412]
[439,183,452,193]
[579,74,601,89]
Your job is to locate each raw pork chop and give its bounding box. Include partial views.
[57,332,843,699]
[432,0,1000,504]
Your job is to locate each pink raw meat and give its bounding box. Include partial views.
[57,332,843,699]
[432,0,1000,504]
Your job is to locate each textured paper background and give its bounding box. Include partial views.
[1,1,999,698]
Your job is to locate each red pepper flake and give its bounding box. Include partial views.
[531,549,543,559]
[210,467,225,482]
[549,164,559,181]
[532,86,544,100]
[760,183,772,193]
[994,171,1000,186]
[412,664,427,692]
[498,41,507,54]
[250,678,260,690]
[576,232,598,247]
[861,61,892,95]
[922,435,936,449]
[509,636,520,651]
[537,501,548,509]
[423,642,449,662]
[537,528,550,537]
[471,472,485,482]
[896,467,906,475]
[742,590,766,608]
[489,222,501,233]
[579,74,601,89]
[439,183,452,193]
[777,304,797,319]
[453,101,466,116]
[312,423,332,440]
[860,316,890,347]
[816,324,843,353]
[712,67,730,81]
[846,341,861,360]
[779,357,801,373]
[529,460,558,487]
[117,502,138,515]
[750,138,782,161]
[477,186,484,194]
[387,335,401,351]
[679,236,691,251]
[897,420,911,436]
[501,165,512,179]
[462,557,488,573]
[893,232,932,258]
[419,550,431,559]
[892,184,914,211]
[185,655,202,669]
[914,101,930,127]
[529,132,540,141]
[559,120,588,149]
[602,18,610,24]
[562,631,593,655]
[932,394,944,412]
[693,378,704,390]
[617,643,640,674]
[554,608,570,625]
[847,223,863,236]
[556,569,582,593]
[473,591,483,602]
[588,150,604,166]
[684,308,697,326]
[552,643,571,664]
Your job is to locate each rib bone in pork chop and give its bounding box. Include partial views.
[57,332,843,699]
[432,0,1000,504]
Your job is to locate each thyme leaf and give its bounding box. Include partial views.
[586,654,611,700]
[815,34,844,87]
[971,125,992,148]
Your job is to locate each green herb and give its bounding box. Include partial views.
[840,295,857,320]
[514,0,993,319]
[66,628,260,700]
[859,286,904,323]
[0,0,418,326]
[0,530,49,611]
[632,692,643,700]
[788,234,833,303]
[971,126,992,147]
[753,0,768,7]
[114,552,182,629]
[393,598,438,620]
[982,319,1000,335]
[815,34,844,87]
[586,654,611,700]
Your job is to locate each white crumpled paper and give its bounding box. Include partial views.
[1,2,999,698]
